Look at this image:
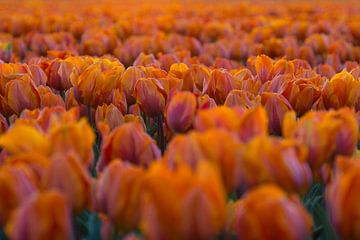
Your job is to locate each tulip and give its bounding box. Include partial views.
[71,59,125,107]
[166,91,196,133]
[133,53,160,68]
[239,136,312,193]
[323,70,360,109]
[0,165,38,226]
[326,157,360,240]
[44,153,92,212]
[37,86,65,108]
[96,160,144,232]
[254,54,273,83]
[98,122,160,171]
[224,89,260,108]
[261,92,293,135]
[49,118,95,167]
[118,66,146,105]
[95,104,124,132]
[140,161,226,240]
[231,184,313,240]
[133,78,167,117]
[6,190,73,240]
[182,64,211,93]
[163,129,242,193]
[2,75,41,116]
[0,122,50,156]
[28,64,47,87]
[237,106,268,142]
[45,58,74,91]
[208,69,237,104]
[197,94,217,110]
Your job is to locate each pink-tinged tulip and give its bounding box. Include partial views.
[111,89,127,115]
[0,165,38,225]
[326,157,360,240]
[45,58,74,91]
[98,122,160,171]
[239,136,312,193]
[44,153,92,212]
[224,89,260,108]
[95,104,124,132]
[37,86,65,108]
[133,53,160,68]
[197,94,217,110]
[28,64,47,87]
[208,69,237,104]
[254,54,273,83]
[6,190,73,240]
[2,75,41,116]
[323,71,360,109]
[261,92,293,135]
[168,63,189,80]
[0,63,30,94]
[231,185,312,240]
[0,122,50,156]
[237,106,268,142]
[282,79,321,116]
[49,119,95,167]
[119,66,146,105]
[166,91,196,133]
[158,54,180,72]
[72,59,125,107]
[133,78,167,117]
[96,160,144,232]
[283,108,358,171]
[140,161,226,240]
[182,64,211,93]
[163,129,242,193]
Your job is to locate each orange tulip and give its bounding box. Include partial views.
[224,89,260,109]
[49,118,95,167]
[95,103,124,132]
[239,136,312,193]
[96,160,144,232]
[133,78,167,117]
[45,58,74,91]
[166,91,196,133]
[44,153,92,212]
[231,184,312,240]
[283,108,358,171]
[326,156,360,240]
[98,122,160,171]
[0,164,38,226]
[182,64,211,94]
[72,59,125,107]
[119,66,146,105]
[37,86,65,108]
[261,92,293,135]
[208,68,237,104]
[2,75,41,116]
[6,190,73,240]
[322,70,360,109]
[140,161,226,240]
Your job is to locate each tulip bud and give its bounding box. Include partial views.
[133,78,167,117]
[6,190,73,240]
[46,58,74,91]
[44,153,92,212]
[254,55,273,83]
[208,69,237,104]
[37,86,65,108]
[98,122,160,171]
[96,160,144,232]
[119,66,146,105]
[166,91,196,133]
[232,184,312,240]
[95,104,124,132]
[224,89,260,108]
[0,165,38,225]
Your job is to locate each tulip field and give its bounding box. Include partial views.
[2,0,360,239]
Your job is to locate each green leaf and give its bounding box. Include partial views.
[0,228,7,240]
[88,213,102,240]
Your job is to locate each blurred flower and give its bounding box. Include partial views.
[166,91,196,133]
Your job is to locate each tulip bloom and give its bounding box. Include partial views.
[0,122,50,156]
[140,161,226,240]
[96,160,144,232]
[6,190,73,240]
[239,136,312,193]
[224,89,260,109]
[166,91,196,133]
[95,104,125,132]
[118,66,146,105]
[37,86,65,108]
[49,118,95,167]
[2,75,41,116]
[72,59,125,107]
[0,165,38,225]
[261,92,293,135]
[208,69,237,104]
[44,153,92,212]
[326,157,360,240]
[45,58,74,91]
[182,64,211,93]
[98,122,160,171]
[322,70,360,109]
[133,78,167,117]
[231,184,312,240]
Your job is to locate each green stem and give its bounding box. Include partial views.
[157,115,165,153]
